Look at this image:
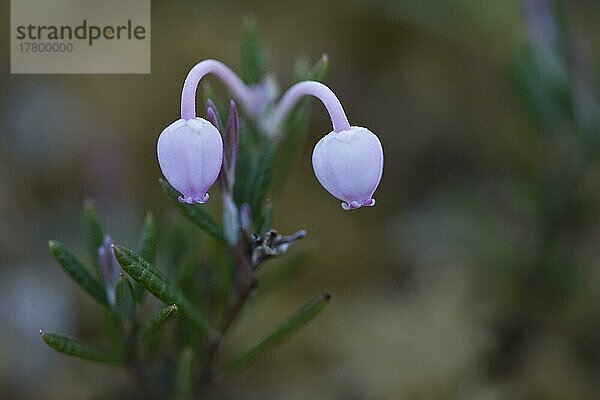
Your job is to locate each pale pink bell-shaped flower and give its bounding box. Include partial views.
[266,81,383,210]
[159,60,259,204]
[312,126,383,210]
[157,118,223,204]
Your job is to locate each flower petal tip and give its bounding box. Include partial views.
[341,198,376,211]
[178,193,210,204]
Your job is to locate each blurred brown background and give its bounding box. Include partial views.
[2,0,600,399]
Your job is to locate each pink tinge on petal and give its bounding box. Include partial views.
[341,200,361,210]
[362,198,376,207]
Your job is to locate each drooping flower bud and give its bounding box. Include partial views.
[312,126,383,210]
[157,118,223,204]
[266,80,383,210]
[159,60,260,204]
[98,234,120,306]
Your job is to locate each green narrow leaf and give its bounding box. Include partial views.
[165,215,204,276]
[159,179,227,244]
[114,275,136,326]
[113,245,212,337]
[41,331,123,364]
[174,347,196,400]
[296,53,329,83]
[48,240,109,308]
[210,252,235,308]
[258,199,272,234]
[101,308,123,348]
[134,213,157,301]
[176,254,199,296]
[226,293,331,374]
[240,18,267,84]
[138,213,157,264]
[249,140,278,216]
[82,200,104,277]
[175,317,204,356]
[138,304,179,342]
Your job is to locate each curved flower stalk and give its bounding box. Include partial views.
[180,59,262,119]
[262,81,350,134]
[265,81,384,210]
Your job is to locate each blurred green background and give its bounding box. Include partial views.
[2,0,600,398]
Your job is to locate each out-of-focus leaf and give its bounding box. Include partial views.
[257,199,272,234]
[160,179,227,244]
[102,308,123,347]
[82,200,104,277]
[174,347,196,400]
[176,254,199,296]
[209,252,235,311]
[48,240,108,308]
[138,213,157,264]
[249,140,278,217]
[113,245,212,337]
[165,215,199,274]
[226,293,331,374]
[511,45,571,133]
[41,331,123,364]
[296,53,329,83]
[138,304,179,342]
[175,318,204,356]
[114,275,136,326]
[258,250,311,294]
[240,18,267,85]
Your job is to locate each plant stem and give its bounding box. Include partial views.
[125,329,153,399]
[125,316,161,400]
[198,240,256,387]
